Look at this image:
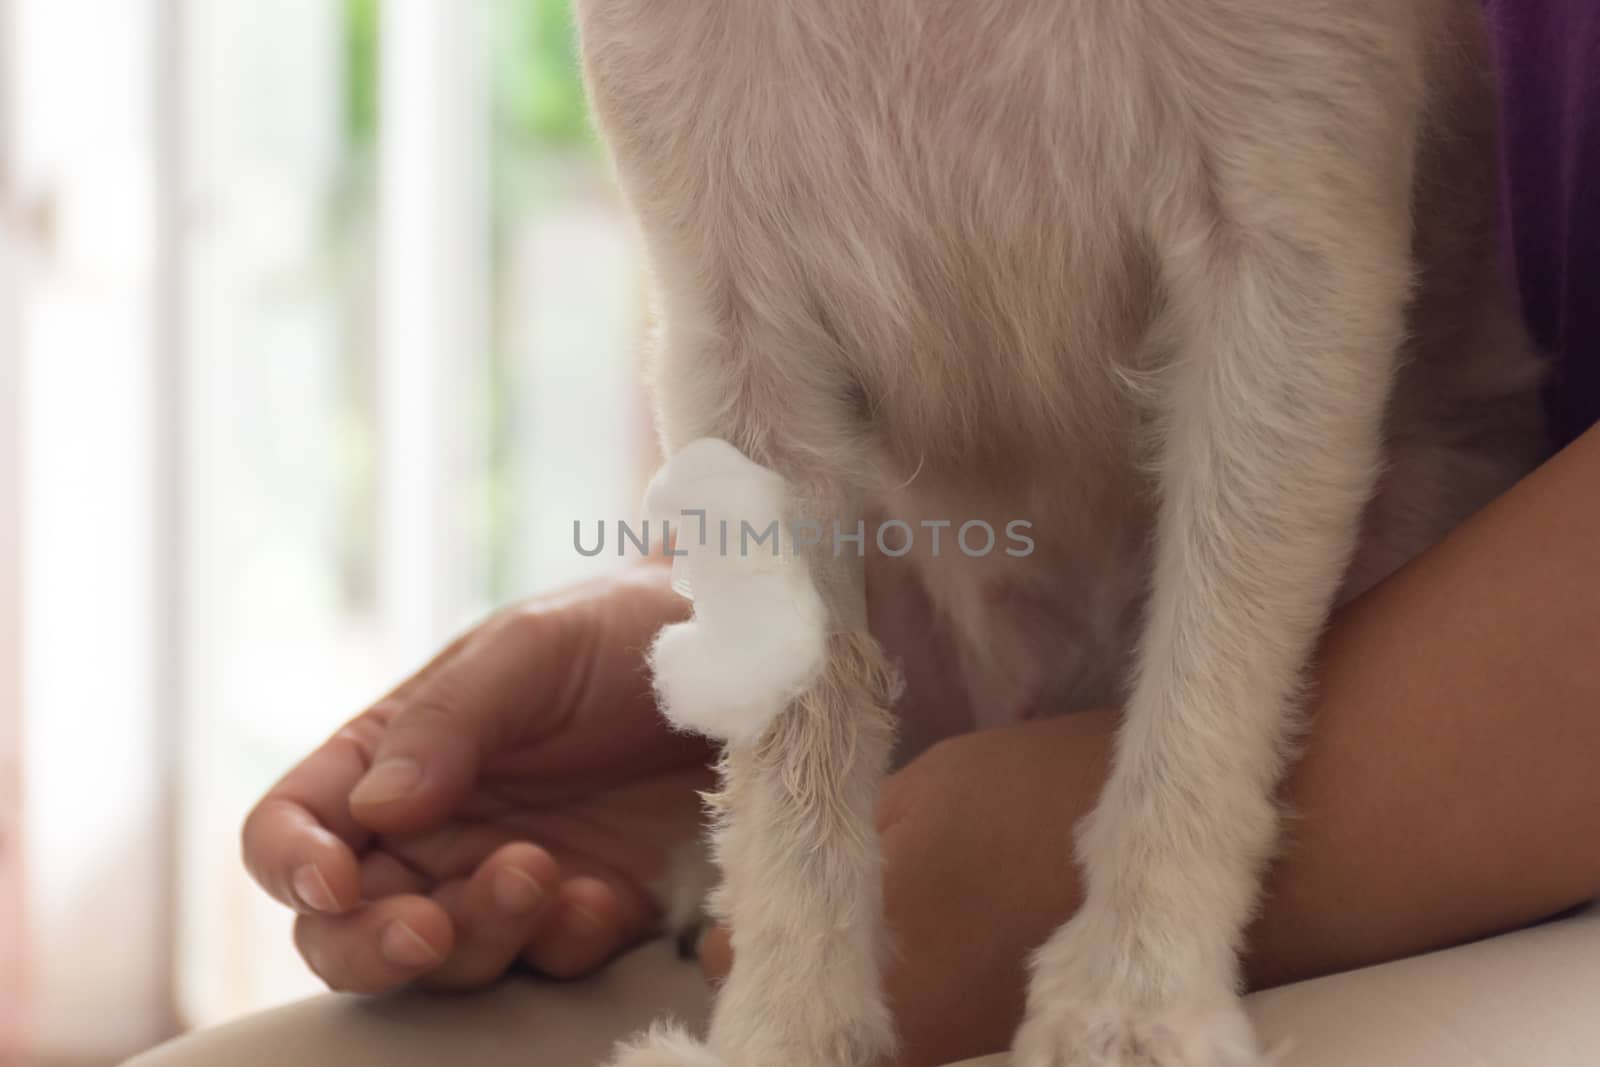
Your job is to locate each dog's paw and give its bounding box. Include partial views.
[605,1025,726,1067]
[1011,996,1267,1067]
[1013,911,1269,1067]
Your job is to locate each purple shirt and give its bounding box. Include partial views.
[1486,0,1600,448]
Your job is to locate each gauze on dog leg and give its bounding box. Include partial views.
[645,438,828,745]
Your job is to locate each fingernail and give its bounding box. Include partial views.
[567,904,606,936]
[492,867,544,916]
[292,863,339,914]
[379,920,441,969]
[351,758,423,807]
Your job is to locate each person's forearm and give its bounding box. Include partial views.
[1245,421,1600,985]
[868,424,1600,1065]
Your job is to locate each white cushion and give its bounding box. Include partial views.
[127,908,1600,1066]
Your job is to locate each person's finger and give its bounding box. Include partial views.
[293,894,454,995]
[696,923,732,984]
[242,628,482,916]
[242,707,403,915]
[522,875,653,980]
[419,842,561,991]
[348,611,580,836]
[382,818,665,982]
[242,793,365,916]
[379,820,524,882]
[358,849,430,900]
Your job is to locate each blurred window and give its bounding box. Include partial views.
[10,0,650,1051]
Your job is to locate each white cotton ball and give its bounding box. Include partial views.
[644,438,829,744]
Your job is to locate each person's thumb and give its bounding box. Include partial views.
[346,606,583,834]
[348,695,486,834]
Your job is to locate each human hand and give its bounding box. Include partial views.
[242,563,715,993]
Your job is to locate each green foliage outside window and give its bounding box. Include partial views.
[335,0,608,607]
[490,0,594,149]
[344,0,380,148]
[341,0,595,151]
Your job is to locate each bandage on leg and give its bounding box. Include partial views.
[644,438,829,744]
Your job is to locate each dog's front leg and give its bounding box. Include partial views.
[700,628,899,1065]
[609,441,898,1067]
[1014,127,1416,1065]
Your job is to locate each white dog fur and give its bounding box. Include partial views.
[574,1,1547,1064]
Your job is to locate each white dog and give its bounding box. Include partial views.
[575,2,1546,1064]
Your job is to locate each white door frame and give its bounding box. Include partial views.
[0,0,29,1051]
